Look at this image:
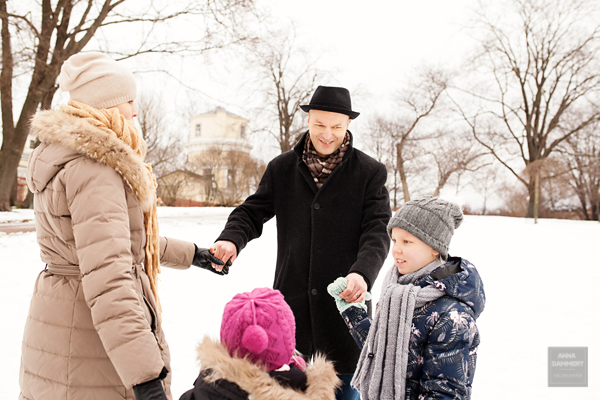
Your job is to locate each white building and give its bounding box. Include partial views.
[186,106,251,189]
[159,107,259,206]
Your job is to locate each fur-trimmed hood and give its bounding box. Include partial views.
[195,337,341,400]
[27,109,155,211]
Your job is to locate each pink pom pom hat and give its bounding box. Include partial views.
[220,288,297,371]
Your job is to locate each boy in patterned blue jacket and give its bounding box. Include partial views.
[328,196,485,400]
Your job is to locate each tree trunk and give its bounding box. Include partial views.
[9,169,17,205]
[432,172,450,197]
[482,193,487,215]
[397,143,410,203]
[0,0,15,211]
[525,179,536,219]
[393,168,398,209]
[534,169,540,223]
[22,188,34,209]
[0,94,44,211]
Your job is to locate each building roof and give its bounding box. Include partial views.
[192,106,246,120]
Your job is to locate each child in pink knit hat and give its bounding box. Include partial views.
[179,288,340,400]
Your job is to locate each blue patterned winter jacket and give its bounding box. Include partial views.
[342,257,485,400]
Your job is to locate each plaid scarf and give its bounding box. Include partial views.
[302,131,351,189]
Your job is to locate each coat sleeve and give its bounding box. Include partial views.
[420,306,476,400]
[215,162,275,253]
[340,307,373,349]
[66,159,165,389]
[159,236,195,270]
[348,163,391,289]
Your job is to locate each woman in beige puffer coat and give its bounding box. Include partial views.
[19,52,225,400]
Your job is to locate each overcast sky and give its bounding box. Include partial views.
[34,0,487,165]
[113,0,482,159]
[268,0,479,104]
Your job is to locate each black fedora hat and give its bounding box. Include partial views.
[300,85,360,119]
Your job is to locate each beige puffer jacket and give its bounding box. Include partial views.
[19,110,195,400]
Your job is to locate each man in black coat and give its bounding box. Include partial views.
[211,86,391,400]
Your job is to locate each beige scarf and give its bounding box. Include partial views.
[61,101,163,314]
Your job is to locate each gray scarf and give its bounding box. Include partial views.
[352,260,445,400]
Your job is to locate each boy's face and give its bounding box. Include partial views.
[391,227,440,275]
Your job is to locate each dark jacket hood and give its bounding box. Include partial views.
[419,257,486,319]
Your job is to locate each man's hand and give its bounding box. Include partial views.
[340,273,368,303]
[210,240,237,271]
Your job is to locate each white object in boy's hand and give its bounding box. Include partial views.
[327,277,371,313]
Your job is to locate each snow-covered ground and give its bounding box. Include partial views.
[1,207,598,399]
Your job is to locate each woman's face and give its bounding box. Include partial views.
[111,100,137,121]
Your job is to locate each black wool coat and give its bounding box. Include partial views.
[217,132,392,373]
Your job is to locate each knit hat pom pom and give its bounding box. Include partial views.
[242,325,269,354]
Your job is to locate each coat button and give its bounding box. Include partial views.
[311,288,318,295]
[314,203,320,210]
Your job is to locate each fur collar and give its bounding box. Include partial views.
[197,337,341,400]
[30,109,155,211]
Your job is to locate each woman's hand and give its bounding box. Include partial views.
[133,368,169,400]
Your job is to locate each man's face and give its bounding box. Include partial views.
[307,109,351,157]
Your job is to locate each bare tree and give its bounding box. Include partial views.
[467,162,503,215]
[187,144,264,206]
[364,68,449,206]
[453,0,600,219]
[216,151,264,206]
[364,117,401,207]
[562,130,600,220]
[430,131,490,197]
[247,27,321,153]
[0,0,258,211]
[136,91,185,179]
[157,171,196,207]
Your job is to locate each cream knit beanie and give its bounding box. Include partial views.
[59,52,137,109]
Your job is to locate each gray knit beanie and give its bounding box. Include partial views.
[59,52,137,109]
[387,196,463,259]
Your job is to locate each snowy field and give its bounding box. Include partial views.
[1,207,598,399]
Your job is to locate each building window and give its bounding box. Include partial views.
[240,124,246,139]
[195,123,201,137]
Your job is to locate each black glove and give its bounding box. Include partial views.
[192,244,230,275]
[133,368,168,400]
